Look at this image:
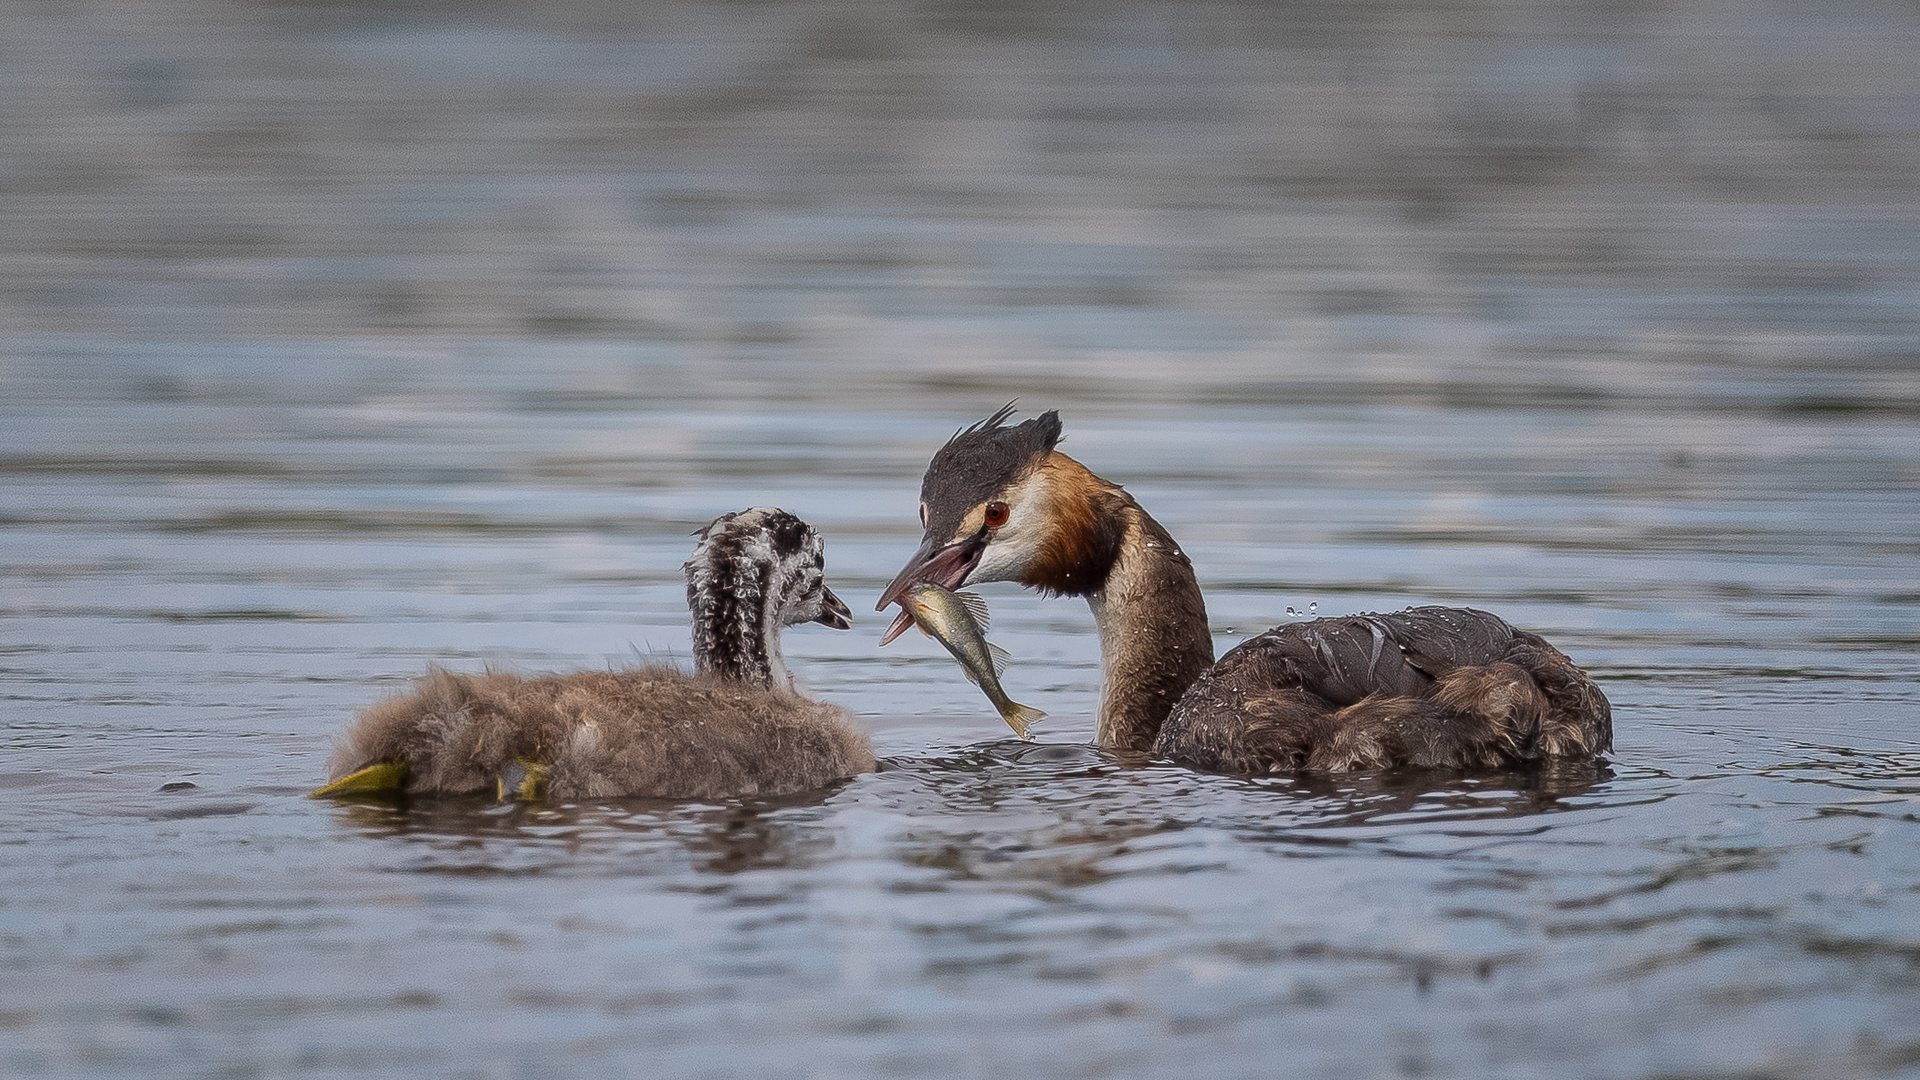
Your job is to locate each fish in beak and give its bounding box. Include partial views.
[875,533,985,644]
[878,404,1068,645]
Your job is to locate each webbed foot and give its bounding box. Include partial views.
[310,761,407,798]
[497,759,551,802]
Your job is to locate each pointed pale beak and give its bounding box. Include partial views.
[874,533,982,645]
[876,534,981,611]
[813,586,853,630]
[877,608,915,646]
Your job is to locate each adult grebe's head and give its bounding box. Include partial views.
[877,405,1124,621]
[685,508,850,687]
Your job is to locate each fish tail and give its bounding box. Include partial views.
[998,701,1047,741]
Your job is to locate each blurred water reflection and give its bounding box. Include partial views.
[2,1,1918,1079]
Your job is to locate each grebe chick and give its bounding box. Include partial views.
[876,407,1611,774]
[320,508,875,800]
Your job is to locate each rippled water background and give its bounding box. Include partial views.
[4,1,1919,1077]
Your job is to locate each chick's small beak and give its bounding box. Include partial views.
[813,586,853,630]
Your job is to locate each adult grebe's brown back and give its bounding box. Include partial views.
[877,407,1610,774]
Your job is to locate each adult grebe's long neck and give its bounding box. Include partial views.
[1029,454,1214,751]
[1087,504,1214,751]
[686,539,786,689]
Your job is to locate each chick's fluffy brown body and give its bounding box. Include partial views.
[324,508,873,800]
[331,666,873,800]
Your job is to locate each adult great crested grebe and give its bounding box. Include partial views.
[876,407,1611,774]
[319,508,875,800]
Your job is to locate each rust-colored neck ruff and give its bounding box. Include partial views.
[1024,454,1214,751]
[1021,453,1128,598]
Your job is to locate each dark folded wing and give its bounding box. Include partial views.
[1217,606,1525,706]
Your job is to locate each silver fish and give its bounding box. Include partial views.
[891,583,1045,740]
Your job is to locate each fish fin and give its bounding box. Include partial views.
[1000,702,1047,741]
[954,590,991,632]
[987,641,1011,677]
[311,760,407,798]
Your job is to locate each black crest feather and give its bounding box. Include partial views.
[921,405,1062,526]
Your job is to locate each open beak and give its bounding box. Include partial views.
[877,611,916,646]
[877,534,982,610]
[874,533,983,645]
[813,586,853,630]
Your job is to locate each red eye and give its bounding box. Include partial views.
[983,501,1009,528]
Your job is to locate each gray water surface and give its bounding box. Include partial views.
[3,2,1919,1078]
